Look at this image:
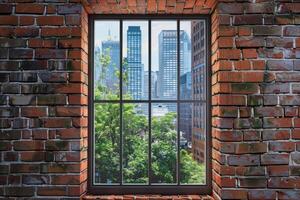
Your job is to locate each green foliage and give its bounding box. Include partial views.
[94,50,205,184]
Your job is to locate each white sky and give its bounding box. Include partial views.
[94,20,191,72]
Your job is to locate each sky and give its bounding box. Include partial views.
[94,20,192,72]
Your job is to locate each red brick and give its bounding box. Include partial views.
[0,16,18,25]
[242,49,257,59]
[19,16,35,26]
[269,141,295,152]
[263,118,292,128]
[268,165,289,176]
[20,152,45,162]
[43,118,72,128]
[239,178,267,188]
[269,177,300,189]
[21,107,47,117]
[218,37,234,48]
[233,15,262,25]
[37,16,64,26]
[261,153,289,165]
[37,186,66,196]
[13,141,44,151]
[16,4,44,14]
[235,143,267,154]
[0,4,12,14]
[218,49,241,60]
[29,39,56,48]
[59,39,81,48]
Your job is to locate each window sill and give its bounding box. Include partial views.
[83,194,213,200]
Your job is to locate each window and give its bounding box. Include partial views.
[88,15,211,194]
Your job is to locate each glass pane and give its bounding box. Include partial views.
[151,103,177,184]
[180,20,206,101]
[94,21,120,100]
[151,21,177,100]
[94,103,120,184]
[123,103,149,184]
[123,21,149,100]
[179,103,206,184]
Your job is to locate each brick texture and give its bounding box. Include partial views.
[1,0,300,200]
[212,1,300,200]
[0,1,88,199]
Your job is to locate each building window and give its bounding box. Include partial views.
[89,15,210,194]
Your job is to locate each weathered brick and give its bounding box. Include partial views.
[228,155,260,166]
[45,140,69,151]
[58,4,82,14]
[236,37,265,47]
[253,26,282,36]
[233,15,262,25]
[267,60,293,71]
[261,153,289,165]
[14,141,44,151]
[5,187,35,197]
[235,143,267,154]
[16,4,44,14]
[261,83,289,94]
[37,16,64,26]
[9,49,33,59]
[239,178,267,188]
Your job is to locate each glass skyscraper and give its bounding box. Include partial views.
[100,40,120,90]
[157,30,191,100]
[126,26,144,100]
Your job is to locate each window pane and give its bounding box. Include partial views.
[180,20,206,101]
[151,103,177,184]
[179,103,206,184]
[123,21,149,100]
[94,103,120,184]
[94,21,120,100]
[151,21,177,100]
[123,103,149,184]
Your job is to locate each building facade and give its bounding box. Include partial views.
[157,30,191,100]
[100,40,120,90]
[191,20,206,163]
[126,26,144,100]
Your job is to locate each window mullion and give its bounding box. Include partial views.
[176,19,180,185]
[148,19,152,185]
[120,19,123,185]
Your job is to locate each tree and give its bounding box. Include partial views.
[94,50,205,184]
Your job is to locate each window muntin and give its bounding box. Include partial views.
[89,15,210,194]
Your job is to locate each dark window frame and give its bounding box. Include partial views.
[88,14,211,195]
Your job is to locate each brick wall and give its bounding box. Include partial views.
[1,0,300,199]
[0,1,88,199]
[211,1,300,199]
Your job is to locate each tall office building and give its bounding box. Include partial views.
[126,26,144,100]
[179,72,192,143]
[97,40,120,90]
[143,71,158,99]
[157,30,191,100]
[191,21,206,163]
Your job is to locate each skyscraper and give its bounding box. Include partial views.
[144,71,158,99]
[126,26,144,100]
[100,40,120,90]
[179,72,192,143]
[191,21,206,163]
[157,30,191,100]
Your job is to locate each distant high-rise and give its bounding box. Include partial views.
[126,26,144,100]
[191,21,206,163]
[100,40,120,90]
[144,71,158,99]
[157,30,191,100]
[179,72,192,143]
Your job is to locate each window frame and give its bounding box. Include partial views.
[88,14,211,195]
